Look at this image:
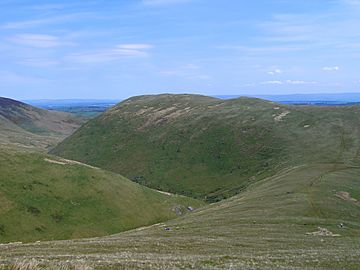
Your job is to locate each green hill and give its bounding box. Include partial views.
[52,94,360,201]
[0,146,203,243]
[1,95,359,269]
[0,97,83,150]
[1,163,359,269]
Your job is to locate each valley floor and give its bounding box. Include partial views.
[1,163,359,269]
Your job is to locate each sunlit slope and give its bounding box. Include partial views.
[0,147,203,243]
[0,115,62,150]
[0,97,83,150]
[1,163,359,269]
[53,94,360,200]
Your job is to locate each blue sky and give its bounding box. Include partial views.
[1,0,360,99]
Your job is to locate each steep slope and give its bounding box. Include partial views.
[0,97,83,150]
[53,94,360,200]
[1,163,359,269]
[0,146,203,243]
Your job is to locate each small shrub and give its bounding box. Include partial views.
[50,213,64,223]
[26,206,41,216]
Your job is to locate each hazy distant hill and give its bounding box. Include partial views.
[0,97,83,150]
[25,99,119,118]
[52,94,360,201]
[217,92,360,105]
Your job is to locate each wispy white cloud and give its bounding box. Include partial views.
[158,63,209,80]
[268,68,282,75]
[158,63,204,77]
[7,34,73,48]
[188,74,211,80]
[261,80,283,85]
[257,11,360,57]
[341,0,360,6]
[26,2,100,11]
[17,58,59,68]
[1,13,92,29]
[285,80,317,85]
[66,43,153,64]
[219,45,303,55]
[183,63,200,69]
[0,70,51,84]
[142,0,191,5]
[27,3,73,11]
[117,44,153,50]
[323,66,340,71]
[3,18,64,29]
[159,70,179,75]
[241,83,257,87]
[261,80,317,85]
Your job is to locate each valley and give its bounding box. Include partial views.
[0,163,359,269]
[0,94,359,269]
[0,97,83,151]
[2,0,359,268]
[53,94,360,201]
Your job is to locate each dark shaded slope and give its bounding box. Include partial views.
[0,97,81,136]
[0,97,84,150]
[53,94,360,201]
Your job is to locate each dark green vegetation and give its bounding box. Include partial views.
[0,97,83,150]
[0,96,202,244]
[53,94,360,201]
[0,163,359,269]
[0,146,203,243]
[1,94,359,269]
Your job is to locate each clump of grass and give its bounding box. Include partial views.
[6,259,93,270]
[9,259,40,270]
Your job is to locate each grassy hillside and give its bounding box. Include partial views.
[0,146,203,243]
[1,163,359,269]
[0,115,64,150]
[53,94,360,201]
[0,97,83,150]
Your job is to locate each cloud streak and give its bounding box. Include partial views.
[1,13,93,29]
[323,66,340,71]
[66,44,153,64]
[142,0,191,5]
[17,58,59,68]
[261,80,317,85]
[8,34,73,48]
[268,68,282,75]
[0,70,51,84]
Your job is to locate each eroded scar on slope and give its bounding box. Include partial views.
[336,191,359,205]
[274,111,290,122]
[44,158,98,169]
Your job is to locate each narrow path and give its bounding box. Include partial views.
[305,164,349,218]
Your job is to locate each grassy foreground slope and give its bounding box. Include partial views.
[0,163,359,269]
[0,97,83,150]
[0,146,203,243]
[53,94,360,200]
